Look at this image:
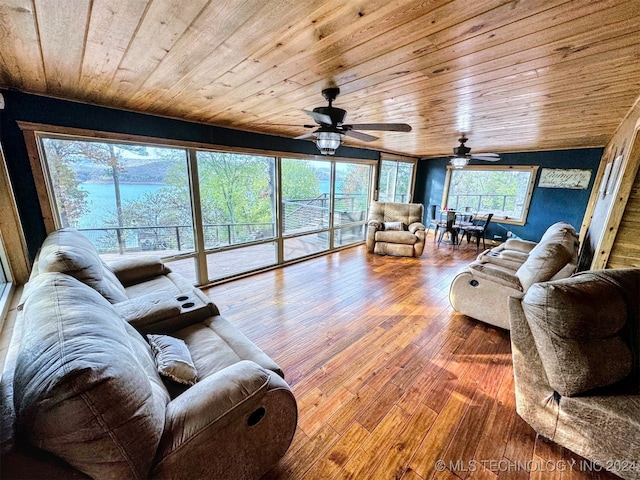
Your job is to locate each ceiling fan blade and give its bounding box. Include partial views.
[303,109,332,125]
[345,130,378,142]
[472,155,501,162]
[346,123,412,132]
[294,132,316,140]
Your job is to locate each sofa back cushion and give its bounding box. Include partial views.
[521,269,638,396]
[368,202,424,226]
[13,273,169,479]
[516,223,579,291]
[36,228,128,303]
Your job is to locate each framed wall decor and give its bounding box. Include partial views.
[538,168,592,189]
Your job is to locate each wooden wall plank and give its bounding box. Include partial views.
[0,0,46,90]
[33,0,91,95]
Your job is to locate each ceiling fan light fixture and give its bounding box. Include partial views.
[315,131,342,155]
[450,156,468,169]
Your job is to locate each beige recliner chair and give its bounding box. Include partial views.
[366,201,426,257]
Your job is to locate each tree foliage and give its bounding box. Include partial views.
[41,139,89,227]
[449,169,530,215]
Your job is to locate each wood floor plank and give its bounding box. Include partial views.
[201,243,619,480]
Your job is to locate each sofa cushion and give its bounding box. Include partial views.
[375,230,417,245]
[37,228,128,303]
[13,273,169,479]
[501,237,538,253]
[522,271,634,396]
[516,225,578,291]
[176,316,285,380]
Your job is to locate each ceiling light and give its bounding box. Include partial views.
[315,131,342,155]
[450,156,468,169]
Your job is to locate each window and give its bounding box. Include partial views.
[378,158,416,203]
[38,136,197,281]
[35,129,379,285]
[0,237,11,322]
[443,165,538,225]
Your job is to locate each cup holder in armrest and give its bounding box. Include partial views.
[174,293,207,314]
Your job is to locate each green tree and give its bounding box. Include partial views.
[41,139,89,227]
[281,159,322,200]
[197,152,275,243]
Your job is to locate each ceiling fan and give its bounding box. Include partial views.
[449,136,500,169]
[294,87,412,155]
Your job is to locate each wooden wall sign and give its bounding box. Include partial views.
[538,168,592,189]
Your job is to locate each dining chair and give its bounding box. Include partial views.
[464,213,494,251]
[437,210,460,248]
[425,204,439,240]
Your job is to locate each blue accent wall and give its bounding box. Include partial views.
[0,90,380,259]
[415,148,603,242]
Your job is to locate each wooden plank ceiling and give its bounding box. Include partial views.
[1,0,639,157]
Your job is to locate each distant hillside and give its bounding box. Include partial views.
[75,160,174,184]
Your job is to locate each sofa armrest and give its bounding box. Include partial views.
[503,238,537,253]
[468,262,523,291]
[367,220,383,230]
[157,361,271,458]
[508,295,559,439]
[114,292,182,330]
[408,222,426,233]
[107,256,170,287]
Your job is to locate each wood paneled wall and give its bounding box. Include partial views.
[580,94,640,270]
[608,157,640,268]
[0,145,30,284]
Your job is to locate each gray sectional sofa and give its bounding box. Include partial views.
[1,228,297,479]
[509,268,640,479]
[449,222,580,329]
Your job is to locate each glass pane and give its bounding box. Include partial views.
[40,137,194,258]
[206,243,277,281]
[335,225,366,247]
[284,232,329,261]
[395,162,414,202]
[334,162,371,226]
[196,151,276,249]
[378,160,397,202]
[281,158,330,235]
[448,168,534,222]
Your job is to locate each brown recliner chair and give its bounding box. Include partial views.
[366,201,426,257]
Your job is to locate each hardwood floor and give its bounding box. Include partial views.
[203,239,617,480]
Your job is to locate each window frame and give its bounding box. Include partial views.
[378,154,417,203]
[442,164,538,226]
[24,122,382,285]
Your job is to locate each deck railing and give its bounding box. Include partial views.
[79,194,369,255]
[447,194,518,214]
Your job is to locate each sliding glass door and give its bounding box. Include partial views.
[196,150,278,281]
[281,158,331,261]
[37,133,376,285]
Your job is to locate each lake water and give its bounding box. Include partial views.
[77,180,330,228]
[77,183,163,228]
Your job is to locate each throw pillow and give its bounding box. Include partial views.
[384,221,405,231]
[147,334,198,386]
